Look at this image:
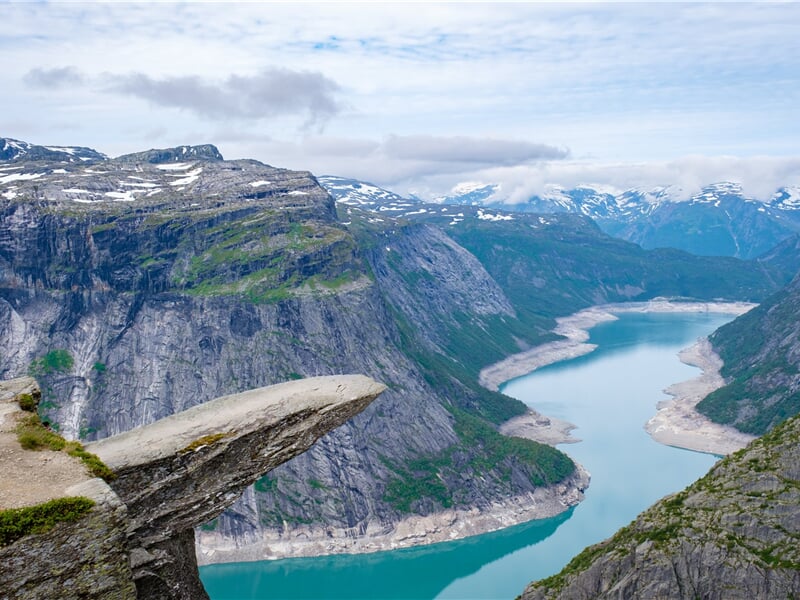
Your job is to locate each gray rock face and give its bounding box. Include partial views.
[523,413,800,600]
[0,477,136,600]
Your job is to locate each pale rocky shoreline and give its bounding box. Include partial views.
[645,338,755,455]
[197,299,756,563]
[197,464,590,564]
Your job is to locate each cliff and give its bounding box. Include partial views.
[0,375,384,599]
[523,411,800,600]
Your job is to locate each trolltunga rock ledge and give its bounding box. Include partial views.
[2,374,385,600]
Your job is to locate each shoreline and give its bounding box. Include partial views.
[196,463,590,564]
[645,338,756,455]
[484,299,756,453]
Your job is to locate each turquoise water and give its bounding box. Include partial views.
[201,312,732,600]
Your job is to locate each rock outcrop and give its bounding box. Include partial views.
[523,412,800,600]
[0,375,384,599]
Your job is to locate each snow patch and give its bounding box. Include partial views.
[287,190,308,196]
[477,209,514,221]
[156,162,194,171]
[169,167,202,186]
[249,180,272,187]
[104,191,136,202]
[0,172,44,184]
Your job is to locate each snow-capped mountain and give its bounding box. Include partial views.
[321,174,800,260]
[433,182,501,206]
[0,137,107,163]
[318,175,422,214]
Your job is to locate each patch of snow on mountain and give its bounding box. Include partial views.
[169,167,202,186]
[156,162,194,171]
[0,172,44,184]
[250,180,272,187]
[105,191,137,201]
[477,209,513,221]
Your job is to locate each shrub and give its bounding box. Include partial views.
[0,497,95,547]
[17,393,37,412]
[15,414,116,482]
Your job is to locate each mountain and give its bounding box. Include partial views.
[324,176,800,260]
[523,411,800,599]
[696,269,800,435]
[1,139,794,561]
[0,142,582,559]
[0,137,107,163]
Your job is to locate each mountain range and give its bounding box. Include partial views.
[321,175,800,260]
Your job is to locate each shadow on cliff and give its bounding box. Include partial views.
[199,508,573,600]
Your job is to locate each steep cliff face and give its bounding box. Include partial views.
[0,144,581,559]
[697,271,800,435]
[523,413,800,600]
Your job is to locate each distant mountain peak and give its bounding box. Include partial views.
[0,137,107,163]
[114,144,223,164]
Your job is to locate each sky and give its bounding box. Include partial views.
[3,1,800,201]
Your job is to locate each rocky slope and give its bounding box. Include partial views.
[697,269,800,435]
[0,139,794,561]
[523,411,800,600]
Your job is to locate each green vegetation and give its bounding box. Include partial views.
[697,285,800,435]
[28,349,74,377]
[382,409,575,514]
[17,393,37,412]
[0,497,95,547]
[15,413,115,482]
[180,432,231,453]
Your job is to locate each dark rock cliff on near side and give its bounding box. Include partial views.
[523,412,800,600]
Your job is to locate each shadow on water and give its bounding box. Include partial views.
[200,508,573,600]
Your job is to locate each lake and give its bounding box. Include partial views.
[200,311,732,600]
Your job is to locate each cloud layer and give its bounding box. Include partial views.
[4,2,800,194]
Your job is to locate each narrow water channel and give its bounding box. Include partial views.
[200,312,732,600]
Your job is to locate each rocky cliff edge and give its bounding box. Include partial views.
[0,375,384,600]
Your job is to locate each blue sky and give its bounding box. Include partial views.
[3,2,799,200]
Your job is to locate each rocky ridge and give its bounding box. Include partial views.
[322,175,800,260]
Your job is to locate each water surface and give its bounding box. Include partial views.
[201,312,731,600]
